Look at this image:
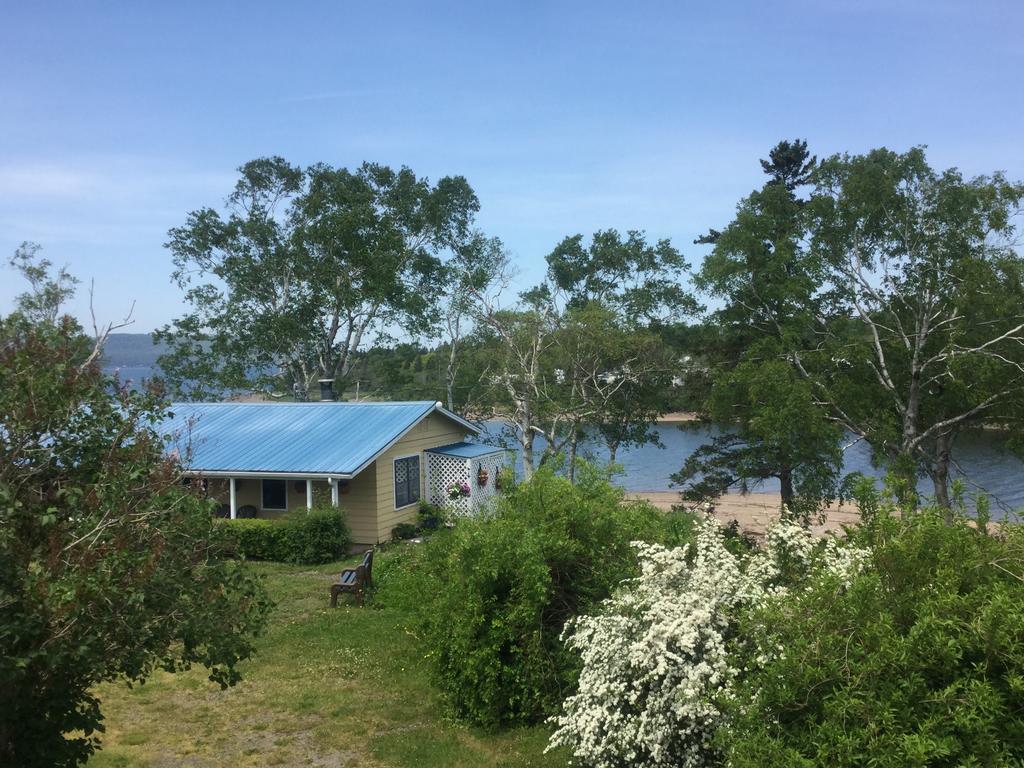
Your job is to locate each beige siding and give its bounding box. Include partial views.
[373,413,467,541]
[341,469,378,545]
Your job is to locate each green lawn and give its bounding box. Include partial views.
[88,553,568,768]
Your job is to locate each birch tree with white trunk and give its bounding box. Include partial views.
[801,148,1024,510]
[157,157,480,399]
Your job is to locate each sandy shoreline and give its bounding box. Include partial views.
[626,490,861,538]
[656,411,700,423]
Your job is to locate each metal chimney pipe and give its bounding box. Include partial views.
[318,378,337,402]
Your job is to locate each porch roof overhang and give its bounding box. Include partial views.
[180,469,354,480]
[426,441,506,459]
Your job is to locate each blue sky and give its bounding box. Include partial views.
[2,0,1022,332]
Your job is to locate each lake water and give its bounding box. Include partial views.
[480,421,1024,515]
[104,364,1024,514]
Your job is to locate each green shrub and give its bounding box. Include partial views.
[219,507,350,564]
[282,508,352,563]
[724,509,1024,766]
[417,500,445,530]
[378,463,686,728]
[391,522,420,540]
[222,518,283,560]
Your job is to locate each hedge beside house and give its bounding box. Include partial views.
[218,508,351,564]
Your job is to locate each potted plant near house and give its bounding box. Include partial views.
[447,481,471,500]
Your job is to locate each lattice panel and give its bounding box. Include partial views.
[469,453,506,512]
[426,449,509,517]
[426,452,472,516]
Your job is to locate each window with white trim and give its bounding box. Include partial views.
[261,478,288,510]
[394,455,420,508]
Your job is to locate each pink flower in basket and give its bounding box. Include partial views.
[447,481,471,499]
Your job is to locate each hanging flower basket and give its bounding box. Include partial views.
[447,481,471,500]
[477,466,489,487]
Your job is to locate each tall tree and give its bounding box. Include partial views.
[468,230,694,480]
[8,242,79,325]
[436,232,508,410]
[760,138,818,192]
[799,147,1024,511]
[686,139,843,518]
[545,230,696,470]
[0,256,269,767]
[546,228,697,324]
[468,285,561,481]
[156,158,479,399]
[673,353,843,521]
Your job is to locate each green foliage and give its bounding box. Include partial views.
[0,311,270,767]
[695,140,1024,509]
[803,147,1024,507]
[221,518,282,560]
[675,354,843,522]
[688,141,841,513]
[219,508,351,564]
[391,522,420,540]
[8,242,80,324]
[467,228,697,478]
[417,500,445,530]
[378,466,683,728]
[725,510,1024,766]
[157,158,481,399]
[546,228,698,324]
[280,508,351,564]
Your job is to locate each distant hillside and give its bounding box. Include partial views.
[102,333,167,369]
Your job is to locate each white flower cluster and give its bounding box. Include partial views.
[547,516,868,768]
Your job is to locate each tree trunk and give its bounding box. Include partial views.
[566,424,579,484]
[445,339,458,411]
[521,429,535,481]
[929,429,954,521]
[779,468,795,514]
[608,439,620,466]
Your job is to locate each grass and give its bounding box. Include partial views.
[88,551,568,768]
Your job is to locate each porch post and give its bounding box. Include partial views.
[229,477,237,520]
[306,479,313,511]
[330,477,339,507]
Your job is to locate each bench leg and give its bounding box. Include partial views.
[330,584,340,608]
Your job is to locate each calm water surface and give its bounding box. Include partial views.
[106,362,1023,515]
[481,421,1024,515]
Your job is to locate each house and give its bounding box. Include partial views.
[163,400,506,545]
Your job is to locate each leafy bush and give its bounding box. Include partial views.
[417,500,444,530]
[724,510,1024,767]
[0,309,270,767]
[548,517,866,768]
[391,522,420,540]
[220,507,350,564]
[222,519,283,560]
[378,464,685,728]
[280,508,351,563]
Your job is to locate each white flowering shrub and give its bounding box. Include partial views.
[547,515,868,768]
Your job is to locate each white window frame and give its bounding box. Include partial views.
[261,478,289,511]
[393,454,421,510]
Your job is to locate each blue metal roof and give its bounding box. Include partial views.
[426,441,506,459]
[162,401,478,476]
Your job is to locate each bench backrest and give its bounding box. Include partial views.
[361,549,374,586]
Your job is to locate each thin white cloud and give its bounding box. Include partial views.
[0,165,101,199]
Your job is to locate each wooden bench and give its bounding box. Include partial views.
[330,549,374,607]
